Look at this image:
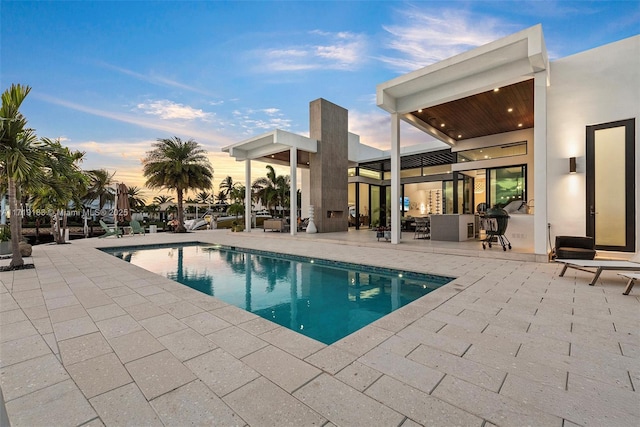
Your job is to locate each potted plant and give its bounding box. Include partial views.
[0,226,11,255]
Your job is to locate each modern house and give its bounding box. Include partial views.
[223,25,639,261]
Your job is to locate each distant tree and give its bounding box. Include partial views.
[84,169,115,211]
[252,165,290,217]
[126,186,145,211]
[142,137,213,233]
[219,176,237,198]
[153,194,174,205]
[214,191,227,205]
[195,191,212,205]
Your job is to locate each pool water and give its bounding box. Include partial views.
[104,243,453,345]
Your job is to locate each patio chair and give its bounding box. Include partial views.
[413,217,430,239]
[554,236,595,260]
[99,220,122,238]
[619,272,639,295]
[556,252,640,290]
[130,219,145,235]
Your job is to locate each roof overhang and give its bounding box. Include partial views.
[222,129,317,162]
[377,24,548,116]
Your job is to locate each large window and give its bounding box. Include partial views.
[457,141,527,163]
[488,165,526,208]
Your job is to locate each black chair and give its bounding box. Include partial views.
[555,236,596,260]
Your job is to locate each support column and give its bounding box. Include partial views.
[533,71,548,257]
[390,113,401,244]
[244,160,252,232]
[290,148,297,235]
[301,168,310,219]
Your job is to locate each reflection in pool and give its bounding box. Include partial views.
[105,243,453,345]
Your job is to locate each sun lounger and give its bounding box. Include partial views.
[619,272,639,295]
[556,253,640,288]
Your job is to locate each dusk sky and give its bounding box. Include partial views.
[2,1,638,200]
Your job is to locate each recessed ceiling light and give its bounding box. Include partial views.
[457,134,462,138]
[518,123,523,127]
[440,123,445,127]
[507,108,513,113]
[418,109,423,113]
[493,88,500,92]
[270,155,274,158]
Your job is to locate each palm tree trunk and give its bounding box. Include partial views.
[8,178,24,268]
[176,189,186,233]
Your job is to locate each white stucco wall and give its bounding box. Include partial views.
[547,35,640,251]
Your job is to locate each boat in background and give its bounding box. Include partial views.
[184,209,272,230]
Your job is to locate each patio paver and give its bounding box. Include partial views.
[0,229,637,426]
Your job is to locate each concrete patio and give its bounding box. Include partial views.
[1,229,638,426]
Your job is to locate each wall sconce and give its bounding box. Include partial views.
[569,157,577,174]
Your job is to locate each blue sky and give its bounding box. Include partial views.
[2,0,638,198]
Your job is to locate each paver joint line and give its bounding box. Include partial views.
[1,231,638,427]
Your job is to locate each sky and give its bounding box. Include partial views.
[2,0,638,201]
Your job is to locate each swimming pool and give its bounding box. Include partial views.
[104,243,453,344]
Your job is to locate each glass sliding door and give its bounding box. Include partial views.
[586,119,635,252]
[358,183,370,227]
[370,186,381,228]
[348,183,356,227]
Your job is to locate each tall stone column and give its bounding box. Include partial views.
[308,99,348,233]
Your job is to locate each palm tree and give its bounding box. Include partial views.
[153,194,174,205]
[195,191,212,205]
[152,194,174,221]
[219,176,236,199]
[214,190,227,205]
[252,165,290,217]
[31,139,87,244]
[84,169,115,212]
[127,186,145,211]
[142,136,213,233]
[0,84,42,268]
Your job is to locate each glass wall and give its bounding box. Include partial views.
[443,181,454,214]
[359,183,370,227]
[348,183,356,226]
[370,186,381,227]
[457,141,527,162]
[488,165,526,208]
[402,182,443,216]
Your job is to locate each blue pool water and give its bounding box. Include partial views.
[104,243,453,344]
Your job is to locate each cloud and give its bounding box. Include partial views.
[98,62,212,95]
[349,108,447,152]
[35,93,236,146]
[229,107,293,135]
[136,99,212,121]
[254,30,368,72]
[379,7,508,73]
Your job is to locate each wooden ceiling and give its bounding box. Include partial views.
[259,149,311,167]
[410,79,534,141]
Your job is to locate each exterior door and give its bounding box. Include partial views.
[586,119,635,252]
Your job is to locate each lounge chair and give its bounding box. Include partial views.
[130,219,145,235]
[556,252,640,289]
[99,220,122,238]
[619,273,639,295]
